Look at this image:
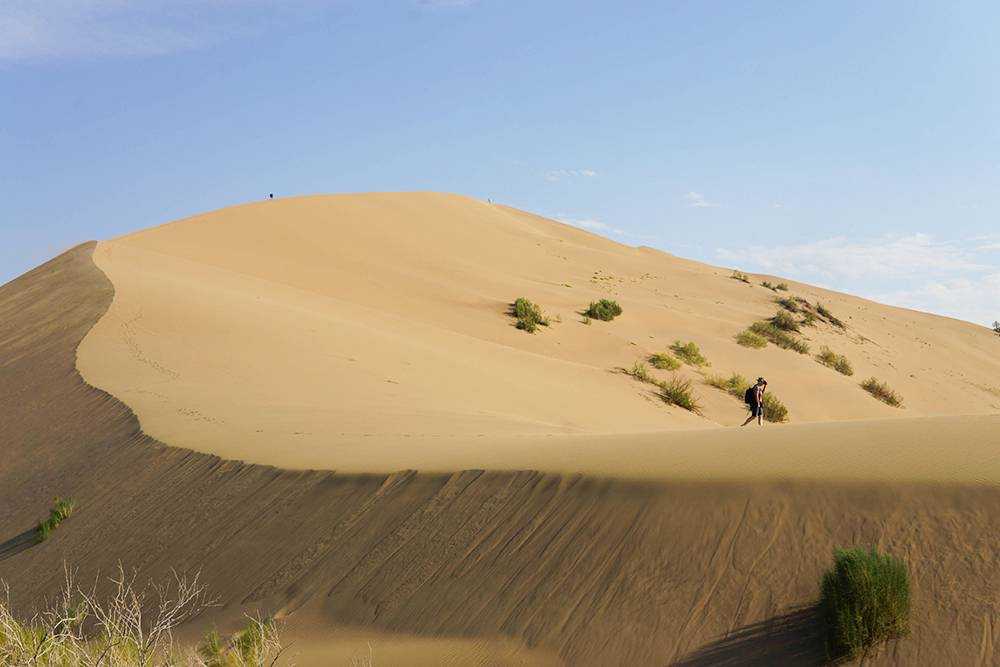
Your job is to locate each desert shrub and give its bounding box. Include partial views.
[731,270,750,283]
[820,547,910,661]
[761,392,789,423]
[670,340,709,367]
[761,281,777,291]
[511,297,549,333]
[775,282,789,291]
[36,497,75,543]
[771,309,801,332]
[862,378,903,407]
[816,347,854,376]
[649,352,681,371]
[658,376,702,413]
[584,299,622,321]
[802,311,817,327]
[817,302,845,328]
[776,297,802,313]
[705,372,748,398]
[627,361,654,384]
[749,321,810,354]
[735,329,767,349]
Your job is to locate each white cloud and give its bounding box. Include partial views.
[0,1,325,62]
[544,169,598,183]
[684,191,720,208]
[715,233,1000,326]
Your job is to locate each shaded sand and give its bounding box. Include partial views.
[2,230,999,665]
[78,193,1000,470]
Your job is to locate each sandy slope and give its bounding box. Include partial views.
[78,192,1000,471]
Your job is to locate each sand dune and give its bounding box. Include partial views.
[3,195,1000,665]
[78,193,1000,471]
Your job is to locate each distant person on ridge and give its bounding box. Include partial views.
[741,377,767,427]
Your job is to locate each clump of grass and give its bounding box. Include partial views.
[761,392,789,422]
[816,347,854,376]
[670,340,710,367]
[817,302,845,328]
[775,282,789,291]
[820,547,910,661]
[749,321,810,354]
[626,361,654,383]
[731,270,750,283]
[861,377,903,407]
[735,329,767,349]
[584,299,622,321]
[36,497,75,543]
[760,281,780,291]
[771,309,801,332]
[802,311,817,327]
[658,376,702,413]
[649,352,681,370]
[511,297,549,333]
[776,297,802,313]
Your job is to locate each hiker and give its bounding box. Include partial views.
[741,377,767,426]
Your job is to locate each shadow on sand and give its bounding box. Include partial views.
[0,529,39,562]
[675,606,828,666]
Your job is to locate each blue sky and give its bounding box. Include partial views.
[2,1,999,326]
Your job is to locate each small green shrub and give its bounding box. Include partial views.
[775,282,789,291]
[761,392,788,423]
[749,321,810,354]
[802,311,817,327]
[862,378,903,407]
[670,340,709,367]
[735,329,767,349]
[658,376,702,413]
[776,297,802,313]
[761,281,776,291]
[584,299,622,321]
[820,547,910,661]
[649,352,681,370]
[705,372,748,397]
[36,497,75,543]
[731,270,750,283]
[627,361,654,384]
[817,347,854,376]
[817,303,845,328]
[511,297,549,333]
[771,309,801,332]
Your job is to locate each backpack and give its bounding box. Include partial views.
[744,386,756,406]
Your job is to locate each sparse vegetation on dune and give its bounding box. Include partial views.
[776,296,802,313]
[584,299,622,321]
[730,270,750,284]
[820,547,910,661]
[36,497,74,543]
[749,321,810,354]
[649,352,681,370]
[705,373,788,422]
[771,309,801,333]
[862,377,903,407]
[735,329,767,349]
[627,361,654,384]
[658,376,701,413]
[0,565,271,666]
[670,340,710,367]
[775,282,789,291]
[511,297,549,333]
[817,302,845,328]
[817,347,854,376]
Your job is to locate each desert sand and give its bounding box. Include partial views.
[2,194,999,665]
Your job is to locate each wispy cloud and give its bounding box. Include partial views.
[544,169,598,183]
[684,191,720,208]
[0,1,324,62]
[716,233,1000,326]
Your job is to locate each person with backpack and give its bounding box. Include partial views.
[741,377,767,426]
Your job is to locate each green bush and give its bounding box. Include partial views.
[862,378,903,407]
[627,361,654,384]
[775,282,789,291]
[670,340,709,367]
[735,329,767,349]
[820,547,910,660]
[584,299,622,321]
[749,321,810,354]
[761,392,788,423]
[817,347,854,376]
[658,376,702,413]
[731,270,751,283]
[649,352,681,370]
[776,297,802,313]
[771,309,801,332]
[511,297,549,333]
[761,281,777,291]
[817,302,845,328]
[36,497,75,543]
[705,372,748,397]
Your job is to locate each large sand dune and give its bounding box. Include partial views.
[2,195,999,665]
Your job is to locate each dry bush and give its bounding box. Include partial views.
[816,347,854,376]
[649,352,681,370]
[670,340,710,367]
[861,378,903,407]
[735,329,767,348]
[731,270,750,284]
